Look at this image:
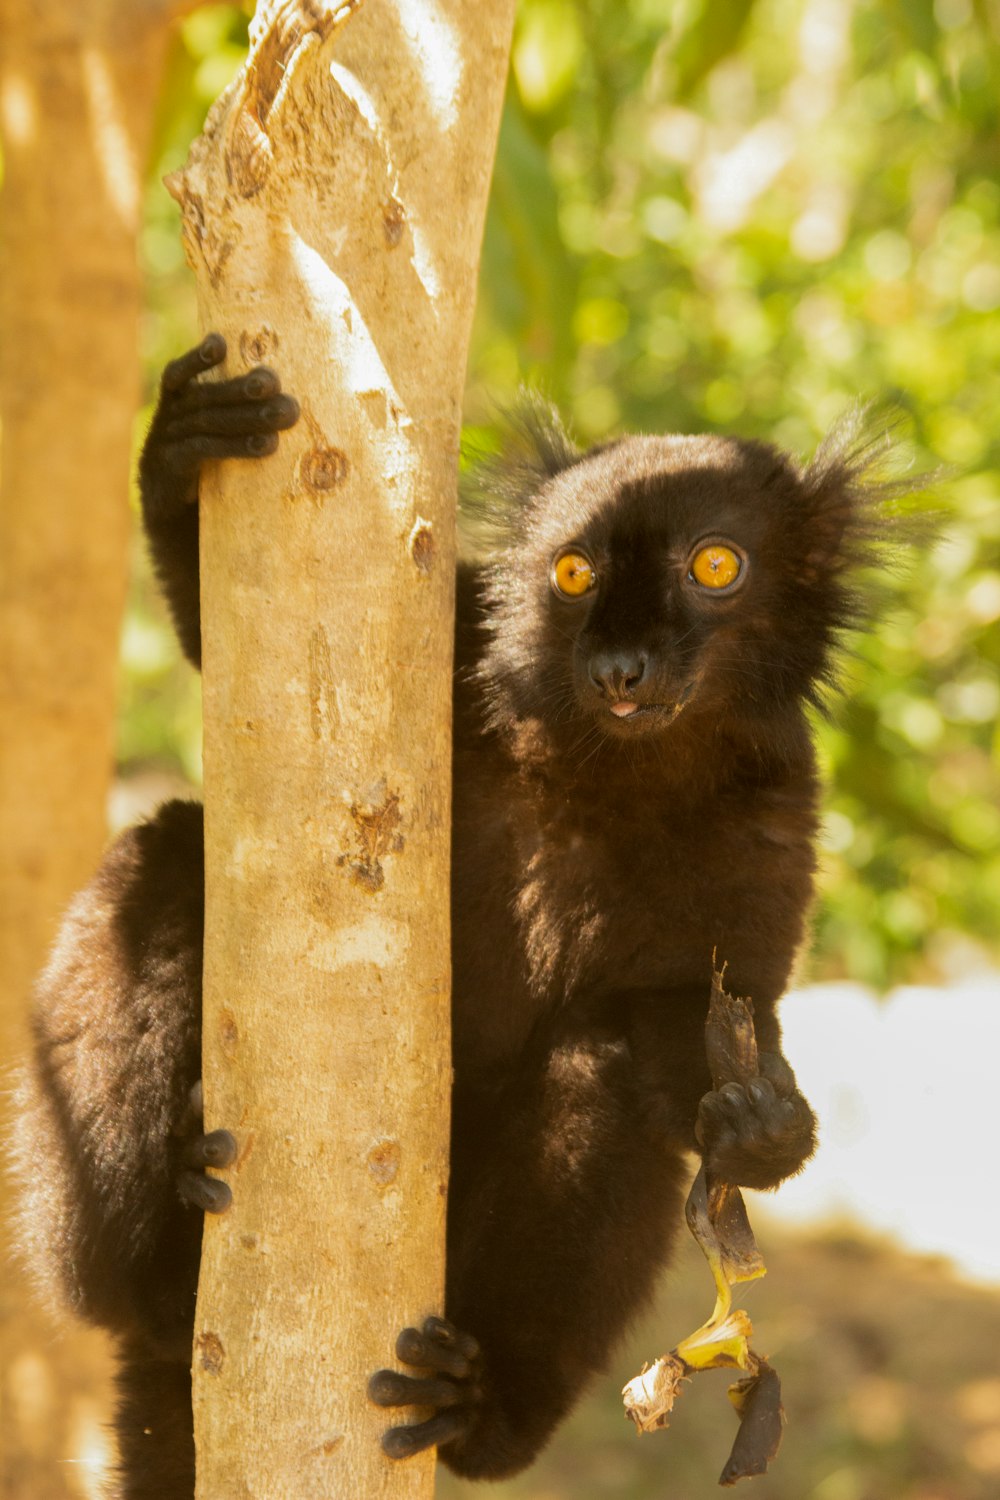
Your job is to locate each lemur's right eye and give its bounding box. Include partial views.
[550,550,597,599]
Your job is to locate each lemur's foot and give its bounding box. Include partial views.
[370,1317,483,1458]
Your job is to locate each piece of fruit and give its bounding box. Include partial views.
[621,965,785,1485]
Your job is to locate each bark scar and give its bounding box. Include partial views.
[196,1332,226,1375]
[339,784,404,892]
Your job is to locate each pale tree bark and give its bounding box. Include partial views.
[0,3,211,1494]
[165,1,515,1495]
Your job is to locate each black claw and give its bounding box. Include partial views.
[395,1326,425,1364]
[381,1409,470,1460]
[382,1424,428,1460]
[162,335,227,394]
[747,1077,775,1108]
[369,1369,404,1405]
[395,1326,471,1379]
[199,332,226,364]
[177,1169,232,1214]
[183,1129,238,1169]
[245,368,279,399]
[263,396,300,428]
[423,1316,481,1361]
[204,1128,238,1166]
[368,1371,464,1409]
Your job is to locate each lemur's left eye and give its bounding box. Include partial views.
[688,542,745,591]
[551,550,597,599]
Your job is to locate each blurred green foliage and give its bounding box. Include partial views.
[128,0,999,987]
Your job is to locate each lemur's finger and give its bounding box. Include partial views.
[161,334,227,394]
[161,395,300,440]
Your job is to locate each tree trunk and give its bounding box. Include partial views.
[0,0,173,1073]
[0,4,176,1493]
[166,1,515,1494]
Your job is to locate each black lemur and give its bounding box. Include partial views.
[17,331,897,1498]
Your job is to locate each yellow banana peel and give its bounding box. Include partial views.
[622,966,785,1486]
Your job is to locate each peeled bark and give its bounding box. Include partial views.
[0,5,175,1492]
[166,2,515,1494]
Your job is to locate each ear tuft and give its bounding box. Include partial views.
[802,402,928,578]
[795,403,934,707]
[460,391,581,555]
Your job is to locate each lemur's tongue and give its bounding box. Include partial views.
[610,702,639,718]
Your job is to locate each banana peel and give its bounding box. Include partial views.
[622,965,785,1485]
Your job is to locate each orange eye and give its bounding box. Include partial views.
[690,543,743,590]
[551,550,597,599]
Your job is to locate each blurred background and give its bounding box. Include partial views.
[136,0,1000,991]
[5,0,1000,1495]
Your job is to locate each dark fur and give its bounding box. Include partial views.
[14,342,903,1496]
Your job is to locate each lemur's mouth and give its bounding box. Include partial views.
[604,679,697,730]
[604,700,686,730]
